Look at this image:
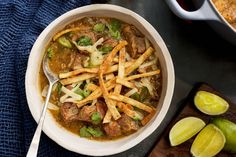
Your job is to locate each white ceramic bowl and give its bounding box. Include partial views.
[25,4,175,156]
[166,0,236,45]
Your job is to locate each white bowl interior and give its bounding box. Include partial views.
[25,4,175,156]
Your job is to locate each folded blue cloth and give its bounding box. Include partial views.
[0,1,91,156]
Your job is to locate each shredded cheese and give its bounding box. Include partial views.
[60,82,82,103]
[124,88,138,97]
[139,59,157,69]
[63,98,80,103]
[61,86,83,101]
[73,38,105,66]
[141,77,154,96]
[134,77,155,97]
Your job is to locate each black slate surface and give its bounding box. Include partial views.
[105,0,236,157]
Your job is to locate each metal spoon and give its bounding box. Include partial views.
[26,54,59,157]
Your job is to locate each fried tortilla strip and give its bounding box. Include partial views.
[118,48,126,78]
[141,111,156,126]
[103,110,112,123]
[76,83,116,108]
[139,58,157,69]
[99,78,118,120]
[113,57,119,63]
[114,47,126,94]
[103,48,127,123]
[104,98,121,120]
[105,73,115,81]
[106,61,133,74]
[108,94,154,113]
[99,40,128,120]
[53,26,89,41]
[59,61,133,79]
[60,73,97,85]
[86,83,98,91]
[114,85,122,94]
[124,88,138,97]
[125,70,160,81]
[117,102,142,120]
[100,40,128,74]
[59,68,98,79]
[125,47,154,75]
[116,78,136,89]
[74,78,116,107]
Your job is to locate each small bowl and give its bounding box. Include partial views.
[165,0,236,45]
[25,4,175,156]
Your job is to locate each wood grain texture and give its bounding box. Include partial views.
[149,83,236,157]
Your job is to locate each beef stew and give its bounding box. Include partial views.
[39,17,162,140]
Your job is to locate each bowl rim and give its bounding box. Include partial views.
[25,4,175,156]
[208,0,236,33]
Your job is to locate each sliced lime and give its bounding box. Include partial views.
[194,91,229,115]
[169,117,206,146]
[212,117,236,153]
[191,124,225,157]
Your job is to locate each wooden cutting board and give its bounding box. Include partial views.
[149,83,236,157]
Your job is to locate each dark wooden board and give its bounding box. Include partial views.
[149,83,236,157]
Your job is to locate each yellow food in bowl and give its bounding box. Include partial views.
[212,0,236,29]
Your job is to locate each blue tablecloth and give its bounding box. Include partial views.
[0,1,91,156]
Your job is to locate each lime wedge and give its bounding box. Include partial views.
[169,117,206,146]
[191,124,226,157]
[212,117,236,153]
[194,91,229,115]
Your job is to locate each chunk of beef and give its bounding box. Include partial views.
[67,51,89,70]
[150,75,161,100]
[135,37,146,53]
[78,105,97,122]
[117,114,139,133]
[71,53,86,69]
[123,25,146,58]
[96,101,107,119]
[60,102,79,122]
[78,101,107,123]
[103,38,118,48]
[78,101,106,122]
[65,85,73,90]
[103,121,122,137]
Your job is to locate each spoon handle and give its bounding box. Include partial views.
[26,82,54,157]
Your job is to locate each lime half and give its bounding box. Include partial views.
[212,117,236,153]
[169,117,206,146]
[194,91,229,115]
[191,124,226,157]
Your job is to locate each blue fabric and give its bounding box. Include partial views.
[0,0,92,156]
